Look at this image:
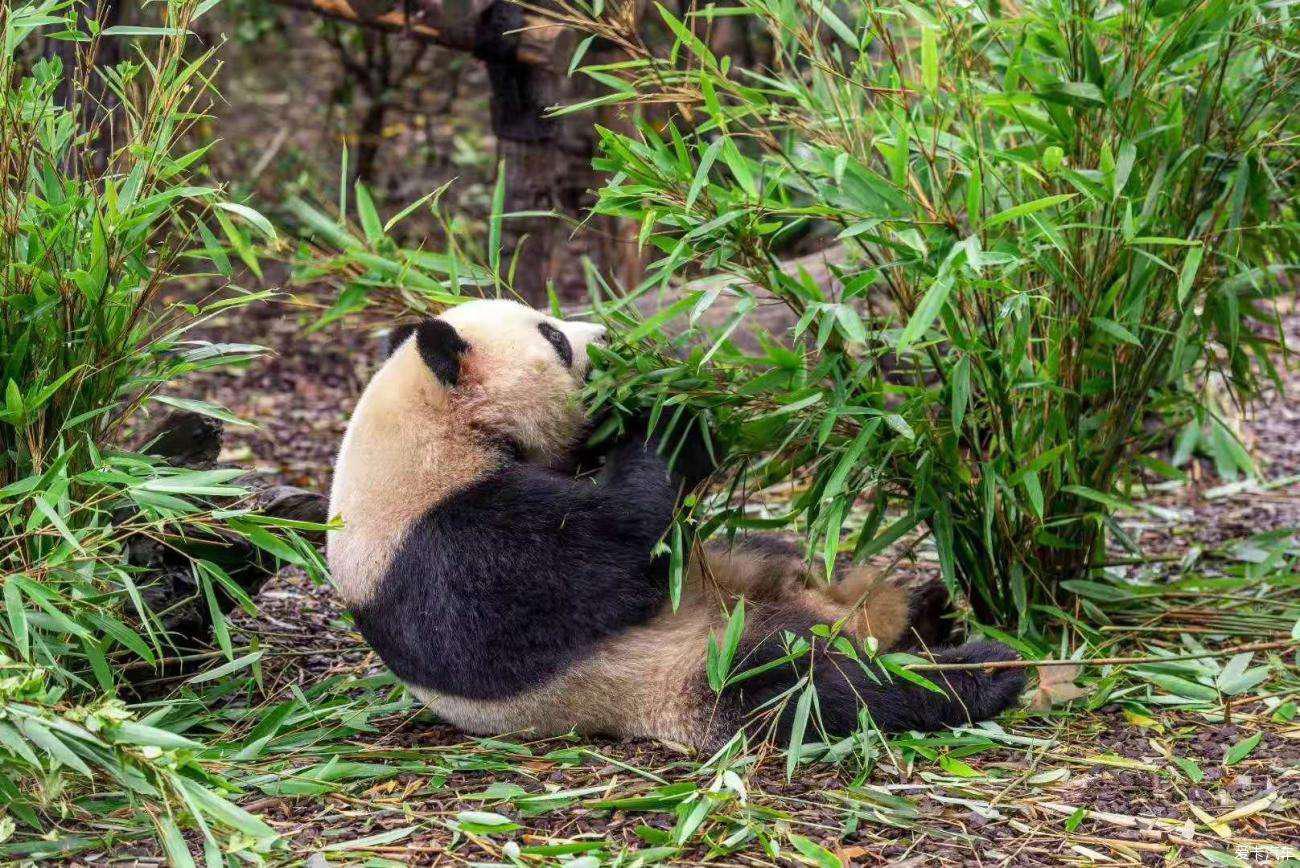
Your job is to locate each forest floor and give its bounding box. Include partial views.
[122,294,1300,867]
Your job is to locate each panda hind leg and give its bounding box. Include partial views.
[823,568,958,651]
[698,536,810,603]
[698,536,958,652]
[902,579,957,648]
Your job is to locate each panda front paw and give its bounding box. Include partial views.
[581,410,717,489]
[619,409,719,488]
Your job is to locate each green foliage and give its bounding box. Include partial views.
[286,176,499,329]
[569,0,1299,629]
[0,0,320,856]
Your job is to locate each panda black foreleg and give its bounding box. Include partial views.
[364,440,692,702]
[363,451,680,701]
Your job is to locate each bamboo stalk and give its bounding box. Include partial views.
[905,638,1297,672]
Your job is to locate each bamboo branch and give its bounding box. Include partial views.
[270,0,475,49]
[269,0,570,69]
[905,638,1298,672]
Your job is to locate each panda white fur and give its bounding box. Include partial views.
[329,299,1024,749]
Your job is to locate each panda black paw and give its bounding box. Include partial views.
[598,409,719,490]
[904,580,956,648]
[936,640,1026,722]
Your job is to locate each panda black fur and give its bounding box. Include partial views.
[329,299,1024,749]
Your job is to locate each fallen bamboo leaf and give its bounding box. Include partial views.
[1216,792,1277,824]
[1030,664,1091,710]
[1188,802,1232,839]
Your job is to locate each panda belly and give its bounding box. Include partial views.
[408,684,574,736]
[403,600,722,747]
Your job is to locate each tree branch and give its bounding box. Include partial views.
[269,0,569,66]
[270,0,475,48]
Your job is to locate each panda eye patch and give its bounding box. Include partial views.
[537,322,573,368]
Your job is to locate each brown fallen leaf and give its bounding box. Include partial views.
[1030,663,1091,710]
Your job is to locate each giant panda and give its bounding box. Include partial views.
[328,298,1024,750]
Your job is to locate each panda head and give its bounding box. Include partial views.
[385,299,607,465]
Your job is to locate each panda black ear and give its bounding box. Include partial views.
[415,318,470,387]
[382,322,419,359]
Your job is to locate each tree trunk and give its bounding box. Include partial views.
[474,2,645,304]
[496,138,563,304]
[271,0,644,304]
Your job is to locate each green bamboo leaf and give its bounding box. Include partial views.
[1090,316,1141,345]
[4,581,28,661]
[785,683,814,779]
[880,413,914,441]
[1172,755,1204,783]
[0,721,40,767]
[983,194,1075,229]
[790,833,843,868]
[674,795,712,844]
[810,0,856,46]
[654,2,718,71]
[669,522,684,611]
[1178,244,1205,306]
[32,496,84,554]
[214,201,275,239]
[920,26,938,96]
[879,655,949,696]
[896,274,953,354]
[1136,671,1217,701]
[950,354,970,432]
[18,720,93,777]
[1043,146,1064,173]
[1022,470,1044,519]
[1039,80,1104,105]
[720,137,757,198]
[102,25,189,36]
[383,181,449,233]
[454,811,521,835]
[324,826,419,851]
[966,160,982,224]
[242,526,305,566]
[109,722,203,750]
[157,816,196,868]
[1062,485,1129,512]
[831,304,866,343]
[489,160,506,277]
[567,34,595,75]
[185,650,265,685]
[685,138,724,211]
[1223,732,1261,765]
[151,395,253,427]
[624,291,704,343]
[939,754,981,777]
[710,599,746,692]
[855,511,923,561]
[176,776,277,843]
[353,182,383,245]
